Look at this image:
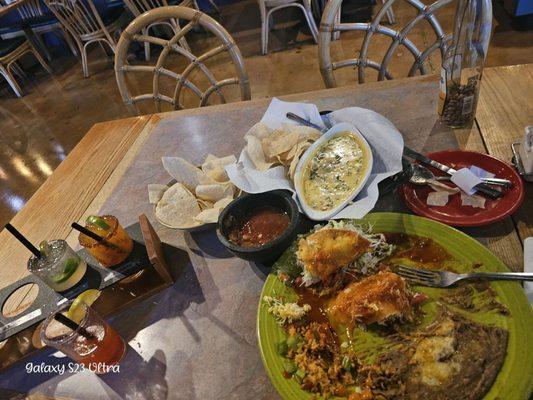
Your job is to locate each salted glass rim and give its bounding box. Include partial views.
[27,239,68,272]
[78,215,119,249]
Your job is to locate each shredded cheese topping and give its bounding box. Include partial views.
[263,296,311,325]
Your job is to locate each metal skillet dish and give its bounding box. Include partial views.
[257,212,533,399]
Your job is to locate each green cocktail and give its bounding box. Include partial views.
[27,240,87,292]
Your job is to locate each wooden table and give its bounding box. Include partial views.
[0,64,531,398]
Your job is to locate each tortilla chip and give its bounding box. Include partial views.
[162,157,213,191]
[193,196,234,224]
[205,153,218,162]
[246,135,275,171]
[202,155,236,183]
[246,123,272,140]
[195,183,234,203]
[148,184,168,204]
[197,198,214,210]
[288,141,313,180]
[261,130,300,159]
[243,122,321,177]
[461,193,486,208]
[155,183,201,228]
[282,123,322,142]
[194,208,220,224]
[213,196,233,209]
[427,191,451,206]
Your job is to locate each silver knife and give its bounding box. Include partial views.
[403,147,503,199]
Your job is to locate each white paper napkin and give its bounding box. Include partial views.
[451,168,483,195]
[226,98,404,220]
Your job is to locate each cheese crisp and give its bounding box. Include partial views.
[296,228,370,282]
[328,271,412,326]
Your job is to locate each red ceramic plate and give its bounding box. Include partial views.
[400,150,524,227]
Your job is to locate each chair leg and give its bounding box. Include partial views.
[382,0,396,24]
[310,0,321,19]
[11,62,27,79]
[172,20,191,52]
[59,28,78,57]
[29,44,52,74]
[207,0,220,13]
[298,2,318,43]
[0,64,23,97]
[388,10,394,24]
[143,27,150,61]
[259,2,268,55]
[332,9,340,41]
[82,42,89,78]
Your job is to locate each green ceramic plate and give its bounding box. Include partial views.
[257,212,533,400]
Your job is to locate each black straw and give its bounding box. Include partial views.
[71,222,105,242]
[5,223,41,258]
[54,313,95,340]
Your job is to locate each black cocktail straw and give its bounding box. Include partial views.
[71,222,119,250]
[71,222,104,242]
[5,223,41,258]
[54,313,95,340]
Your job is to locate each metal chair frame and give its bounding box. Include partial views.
[114,6,251,114]
[0,39,51,97]
[3,0,79,60]
[313,0,395,41]
[45,0,125,77]
[122,0,193,60]
[318,0,492,87]
[258,0,318,55]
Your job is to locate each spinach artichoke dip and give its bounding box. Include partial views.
[302,133,369,211]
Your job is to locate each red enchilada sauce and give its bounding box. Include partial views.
[228,207,290,247]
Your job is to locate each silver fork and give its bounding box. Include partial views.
[410,163,511,188]
[395,265,533,287]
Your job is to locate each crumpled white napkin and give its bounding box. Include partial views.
[451,165,496,195]
[225,98,404,220]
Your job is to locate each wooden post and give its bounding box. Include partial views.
[139,214,174,285]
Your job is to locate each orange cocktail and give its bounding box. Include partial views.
[78,215,133,267]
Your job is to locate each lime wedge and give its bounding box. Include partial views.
[67,289,101,323]
[86,215,110,230]
[39,241,51,258]
[51,258,78,284]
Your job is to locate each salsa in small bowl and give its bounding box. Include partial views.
[217,190,300,263]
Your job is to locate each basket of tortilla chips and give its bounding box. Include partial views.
[148,154,238,231]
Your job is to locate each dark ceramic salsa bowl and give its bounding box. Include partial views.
[217,190,300,264]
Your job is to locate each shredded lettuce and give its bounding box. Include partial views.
[301,268,320,287]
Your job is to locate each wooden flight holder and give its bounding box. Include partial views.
[0,214,177,372]
[139,213,174,285]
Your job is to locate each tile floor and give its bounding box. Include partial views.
[0,0,531,226]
